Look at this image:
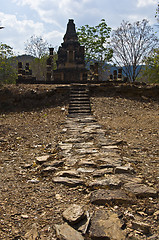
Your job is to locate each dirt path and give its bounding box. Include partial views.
[0,85,158,239]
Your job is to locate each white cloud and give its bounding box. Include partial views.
[137,0,158,7]
[0,12,45,54]
[1,0,158,55]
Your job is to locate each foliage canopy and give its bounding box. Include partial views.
[111,19,159,82]
[77,19,113,69]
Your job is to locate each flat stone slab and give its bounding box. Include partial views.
[92,168,114,177]
[131,221,151,234]
[91,189,134,205]
[55,170,81,178]
[63,204,85,224]
[96,158,122,168]
[124,183,157,198]
[40,166,56,175]
[78,160,97,168]
[53,177,85,187]
[36,155,52,164]
[88,176,122,190]
[115,164,135,174]
[89,209,126,240]
[75,148,99,154]
[77,168,95,173]
[42,160,64,168]
[55,223,84,240]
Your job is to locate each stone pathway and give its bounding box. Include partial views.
[36,85,158,239]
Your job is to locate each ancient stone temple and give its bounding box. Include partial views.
[53,19,88,82]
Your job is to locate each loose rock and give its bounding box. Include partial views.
[91,189,134,205]
[63,204,85,224]
[124,183,157,198]
[55,223,84,240]
[89,209,126,240]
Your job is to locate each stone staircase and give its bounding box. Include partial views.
[68,84,91,116]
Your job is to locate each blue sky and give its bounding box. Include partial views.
[0,0,158,55]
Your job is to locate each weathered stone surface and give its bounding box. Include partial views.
[76,148,99,154]
[88,176,122,189]
[41,166,56,175]
[58,143,73,150]
[42,160,64,168]
[91,189,133,205]
[131,221,151,234]
[96,158,122,168]
[55,223,84,240]
[24,223,39,240]
[36,155,51,164]
[55,170,81,178]
[53,177,85,187]
[117,174,143,184]
[92,168,114,177]
[89,209,126,240]
[124,183,157,198]
[76,211,91,234]
[77,167,95,173]
[115,164,135,174]
[63,204,85,224]
[78,160,97,168]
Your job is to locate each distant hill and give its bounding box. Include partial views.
[15,54,35,65]
[9,54,35,69]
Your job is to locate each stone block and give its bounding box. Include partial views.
[63,204,85,224]
[124,183,157,198]
[89,209,126,240]
[55,223,84,240]
[91,189,134,205]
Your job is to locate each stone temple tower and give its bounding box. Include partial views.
[53,19,88,82]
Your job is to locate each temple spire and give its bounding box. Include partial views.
[63,19,78,42]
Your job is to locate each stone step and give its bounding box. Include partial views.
[68,107,91,111]
[70,97,90,101]
[68,110,91,114]
[69,104,91,107]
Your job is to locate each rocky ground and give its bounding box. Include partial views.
[0,84,158,239]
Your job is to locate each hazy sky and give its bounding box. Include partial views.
[0,0,158,55]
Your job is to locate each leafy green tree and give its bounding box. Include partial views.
[111,19,159,82]
[141,48,159,83]
[0,43,17,84]
[77,19,113,71]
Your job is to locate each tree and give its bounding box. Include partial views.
[77,19,113,72]
[0,43,17,84]
[156,3,159,25]
[141,48,159,83]
[25,35,49,58]
[25,35,52,80]
[111,19,159,82]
